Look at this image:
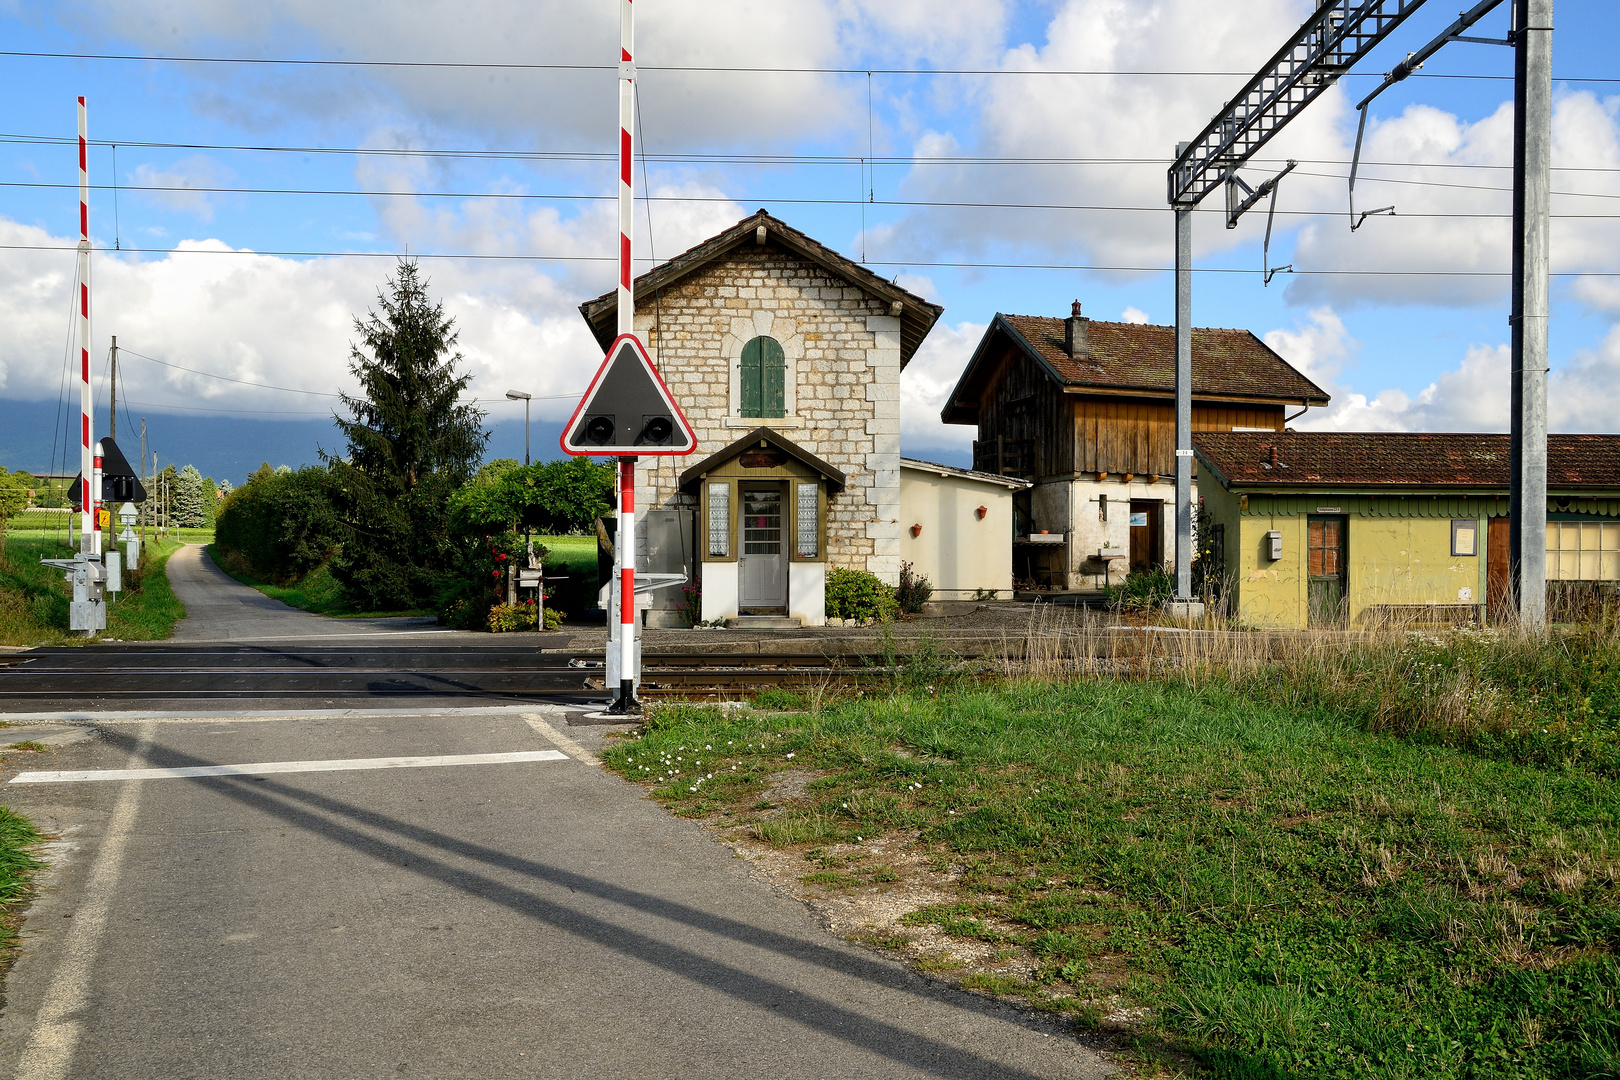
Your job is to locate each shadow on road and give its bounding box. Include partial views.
[94,726,1075,1080]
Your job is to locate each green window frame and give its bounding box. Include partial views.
[740,336,785,418]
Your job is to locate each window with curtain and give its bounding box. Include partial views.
[740,336,786,418]
[1547,521,1620,581]
[707,483,730,557]
[796,482,818,558]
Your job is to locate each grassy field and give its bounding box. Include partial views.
[604,634,1620,1079]
[534,534,598,617]
[0,536,191,646]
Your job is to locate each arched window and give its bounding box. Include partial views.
[740,336,785,419]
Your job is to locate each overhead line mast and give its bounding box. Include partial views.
[1168,0,1552,627]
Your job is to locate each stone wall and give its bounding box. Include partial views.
[629,243,902,582]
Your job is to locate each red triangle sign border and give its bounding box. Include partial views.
[559,334,698,457]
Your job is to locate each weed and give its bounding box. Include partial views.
[753,688,806,711]
[6,742,48,753]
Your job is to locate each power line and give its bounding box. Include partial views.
[13,48,1613,80]
[5,133,1617,173]
[7,179,1618,218]
[119,347,342,396]
[4,243,1616,276]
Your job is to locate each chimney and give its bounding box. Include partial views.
[1065,300,1087,358]
[1269,445,1280,469]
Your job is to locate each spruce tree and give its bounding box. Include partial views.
[174,465,207,528]
[324,261,488,609]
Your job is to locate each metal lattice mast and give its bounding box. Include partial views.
[1168,0,1430,206]
[1167,0,1433,608]
[1510,0,1553,627]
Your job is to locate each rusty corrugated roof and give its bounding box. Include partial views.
[1194,431,1620,490]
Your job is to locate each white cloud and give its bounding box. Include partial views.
[48,0,965,149]
[1120,305,1149,324]
[875,0,1347,268]
[129,156,236,222]
[900,320,984,452]
[1285,92,1620,309]
[0,216,611,424]
[1271,305,1620,434]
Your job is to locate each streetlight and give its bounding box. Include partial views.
[505,389,533,465]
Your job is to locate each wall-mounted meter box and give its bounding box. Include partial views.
[1265,530,1283,561]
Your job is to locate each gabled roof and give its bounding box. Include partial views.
[678,427,847,494]
[900,457,1031,490]
[1194,432,1620,492]
[942,313,1329,423]
[580,209,944,367]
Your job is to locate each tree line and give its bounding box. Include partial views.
[214,262,611,629]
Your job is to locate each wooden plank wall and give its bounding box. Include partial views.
[1075,399,1283,476]
[977,343,1073,478]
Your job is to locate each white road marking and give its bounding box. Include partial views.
[13,723,154,1080]
[523,709,599,766]
[10,749,568,785]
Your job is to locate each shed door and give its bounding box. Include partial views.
[1307,516,1347,627]
[739,485,786,612]
[1128,500,1163,573]
[1487,516,1512,623]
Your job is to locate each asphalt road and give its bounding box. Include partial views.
[1,545,594,713]
[0,708,1109,1079]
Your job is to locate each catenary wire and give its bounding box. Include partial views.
[3,179,1617,215]
[15,49,1617,79]
[4,133,1618,173]
[3,244,1615,276]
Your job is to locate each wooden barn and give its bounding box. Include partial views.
[940,303,1330,591]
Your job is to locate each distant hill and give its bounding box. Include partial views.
[0,397,565,484]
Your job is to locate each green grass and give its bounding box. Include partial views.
[0,536,191,645]
[205,545,430,618]
[606,676,1620,1079]
[0,806,42,956]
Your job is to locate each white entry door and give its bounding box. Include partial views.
[739,486,786,611]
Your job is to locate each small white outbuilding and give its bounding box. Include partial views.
[898,458,1030,600]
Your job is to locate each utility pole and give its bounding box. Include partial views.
[140,417,147,543]
[1173,143,1194,608]
[109,336,117,440]
[1510,0,1552,628]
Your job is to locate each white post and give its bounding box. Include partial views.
[78,97,94,557]
[611,0,640,710]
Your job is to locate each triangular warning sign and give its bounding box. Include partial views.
[560,334,697,456]
[68,436,148,508]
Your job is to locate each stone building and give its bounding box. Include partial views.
[578,210,942,624]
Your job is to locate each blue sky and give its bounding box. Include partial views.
[0,0,1617,481]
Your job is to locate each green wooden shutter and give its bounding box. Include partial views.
[740,338,762,417]
[761,337,785,418]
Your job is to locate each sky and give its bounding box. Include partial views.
[0,0,1617,482]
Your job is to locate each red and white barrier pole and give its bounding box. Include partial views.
[618,457,636,705]
[617,0,635,339]
[78,96,95,556]
[612,0,640,709]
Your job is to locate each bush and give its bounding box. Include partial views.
[825,567,898,622]
[1107,566,1174,612]
[214,465,344,583]
[487,600,562,632]
[896,561,933,614]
